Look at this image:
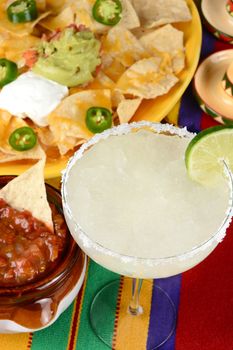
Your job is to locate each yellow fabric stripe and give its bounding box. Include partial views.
[0,333,31,350]
[166,100,181,125]
[66,260,90,350]
[114,278,153,350]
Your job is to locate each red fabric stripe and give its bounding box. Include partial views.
[112,276,124,350]
[27,333,33,350]
[200,113,221,129]
[67,285,84,350]
[176,223,233,350]
[214,41,232,52]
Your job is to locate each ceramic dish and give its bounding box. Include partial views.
[194,49,233,125]
[0,0,202,179]
[0,179,87,333]
[201,0,233,43]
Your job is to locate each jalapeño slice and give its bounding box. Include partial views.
[9,127,37,151]
[7,0,38,23]
[0,59,18,88]
[86,107,112,133]
[92,0,122,26]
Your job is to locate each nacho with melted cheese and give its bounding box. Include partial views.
[102,26,149,69]
[131,0,192,28]
[0,0,192,165]
[116,57,178,99]
[48,89,112,155]
[139,24,185,74]
[40,0,140,33]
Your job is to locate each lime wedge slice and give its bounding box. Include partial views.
[185,126,233,185]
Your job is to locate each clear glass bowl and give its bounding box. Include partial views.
[0,177,86,333]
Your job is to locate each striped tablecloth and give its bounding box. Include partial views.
[1,25,233,350]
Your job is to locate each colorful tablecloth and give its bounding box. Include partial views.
[1,16,233,350]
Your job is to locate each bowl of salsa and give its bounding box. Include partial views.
[0,177,86,333]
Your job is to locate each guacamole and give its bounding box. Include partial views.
[31,27,101,87]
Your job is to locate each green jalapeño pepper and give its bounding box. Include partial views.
[9,127,37,151]
[0,59,18,88]
[7,0,38,24]
[86,107,112,133]
[92,0,122,26]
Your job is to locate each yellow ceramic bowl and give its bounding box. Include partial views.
[0,0,202,179]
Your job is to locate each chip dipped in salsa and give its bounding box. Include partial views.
[0,159,68,287]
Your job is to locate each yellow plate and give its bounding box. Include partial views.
[0,0,202,179]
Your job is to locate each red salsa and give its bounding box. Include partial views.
[0,198,67,286]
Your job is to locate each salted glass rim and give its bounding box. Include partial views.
[62,121,233,263]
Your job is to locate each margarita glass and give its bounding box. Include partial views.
[62,122,233,349]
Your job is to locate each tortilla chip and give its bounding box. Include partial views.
[0,144,45,163]
[117,98,142,123]
[35,126,55,146]
[85,72,116,91]
[0,114,31,152]
[112,90,125,108]
[102,59,126,83]
[0,2,51,36]
[0,30,40,65]
[102,27,149,69]
[0,109,11,142]
[116,57,178,99]
[36,0,46,11]
[119,0,140,30]
[48,89,112,155]
[41,0,139,33]
[139,24,185,74]
[131,0,191,28]
[0,159,53,231]
[0,113,46,162]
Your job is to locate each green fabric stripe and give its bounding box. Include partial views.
[76,260,119,350]
[30,300,75,350]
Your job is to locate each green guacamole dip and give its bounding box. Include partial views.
[32,27,101,87]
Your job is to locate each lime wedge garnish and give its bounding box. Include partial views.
[185,126,233,185]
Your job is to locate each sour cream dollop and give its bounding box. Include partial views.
[0,72,68,127]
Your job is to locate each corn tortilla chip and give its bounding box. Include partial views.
[48,89,112,154]
[130,0,191,28]
[0,144,45,163]
[0,158,53,231]
[139,24,185,74]
[41,0,139,33]
[0,113,46,162]
[0,1,51,36]
[117,98,142,123]
[102,27,149,69]
[116,57,178,99]
[0,30,40,65]
[36,0,46,11]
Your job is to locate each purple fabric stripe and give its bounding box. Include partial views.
[147,275,182,350]
[200,28,216,60]
[178,29,216,133]
[178,87,202,133]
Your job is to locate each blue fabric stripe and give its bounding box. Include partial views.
[147,275,182,350]
[178,29,216,133]
[178,86,202,133]
[200,28,216,60]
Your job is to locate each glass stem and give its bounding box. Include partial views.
[128,278,143,316]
